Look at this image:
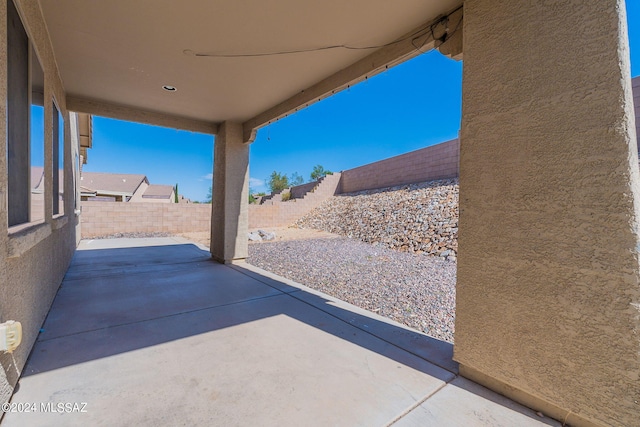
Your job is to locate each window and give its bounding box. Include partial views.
[7,0,29,226]
[30,51,45,222]
[7,0,46,226]
[53,102,64,216]
[74,152,80,212]
[70,113,81,213]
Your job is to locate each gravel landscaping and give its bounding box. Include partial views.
[296,178,458,260]
[88,178,459,344]
[247,236,456,343]
[248,178,459,343]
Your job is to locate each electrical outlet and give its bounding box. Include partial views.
[0,321,22,353]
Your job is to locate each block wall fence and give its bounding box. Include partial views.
[80,202,320,235]
[248,173,342,228]
[339,138,459,194]
[79,139,460,235]
[81,202,211,237]
[248,202,318,228]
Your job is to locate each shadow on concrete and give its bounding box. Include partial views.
[27,243,453,378]
[19,240,558,426]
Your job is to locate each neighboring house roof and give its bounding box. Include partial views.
[31,166,44,190]
[80,185,97,196]
[143,184,174,199]
[81,172,148,196]
[30,167,64,193]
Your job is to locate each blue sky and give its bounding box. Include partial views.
[82,3,640,202]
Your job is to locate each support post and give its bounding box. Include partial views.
[210,121,249,263]
[456,1,640,426]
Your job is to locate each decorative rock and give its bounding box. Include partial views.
[295,178,459,259]
[248,232,262,242]
[262,232,276,241]
[257,229,276,241]
[247,237,456,343]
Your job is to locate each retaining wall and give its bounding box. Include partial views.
[290,180,319,199]
[249,203,317,228]
[339,138,459,194]
[249,173,341,228]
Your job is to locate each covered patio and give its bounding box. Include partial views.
[1,1,638,425]
[4,237,558,426]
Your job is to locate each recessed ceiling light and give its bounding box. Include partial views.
[162,85,177,92]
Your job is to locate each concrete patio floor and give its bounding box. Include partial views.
[3,237,561,426]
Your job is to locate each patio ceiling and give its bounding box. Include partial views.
[37,0,461,132]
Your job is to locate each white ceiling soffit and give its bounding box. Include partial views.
[38,0,460,126]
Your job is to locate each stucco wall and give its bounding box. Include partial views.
[81,202,211,237]
[339,139,459,193]
[634,77,640,152]
[2,223,76,389]
[0,0,78,404]
[456,1,640,426]
[210,121,249,262]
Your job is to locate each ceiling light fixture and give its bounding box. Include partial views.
[162,85,177,92]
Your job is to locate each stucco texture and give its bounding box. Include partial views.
[0,0,77,400]
[1,227,75,385]
[456,1,640,426]
[211,122,249,262]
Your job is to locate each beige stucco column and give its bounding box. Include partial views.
[210,121,249,263]
[456,1,640,426]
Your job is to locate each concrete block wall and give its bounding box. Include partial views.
[339,138,459,194]
[81,202,211,237]
[249,173,341,228]
[81,175,341,236]
[250,138,460,227]
[289,180,320,199]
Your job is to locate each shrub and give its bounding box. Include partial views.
[310,165,332,181]
[268,171,289,193]
[290,172,304,186]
